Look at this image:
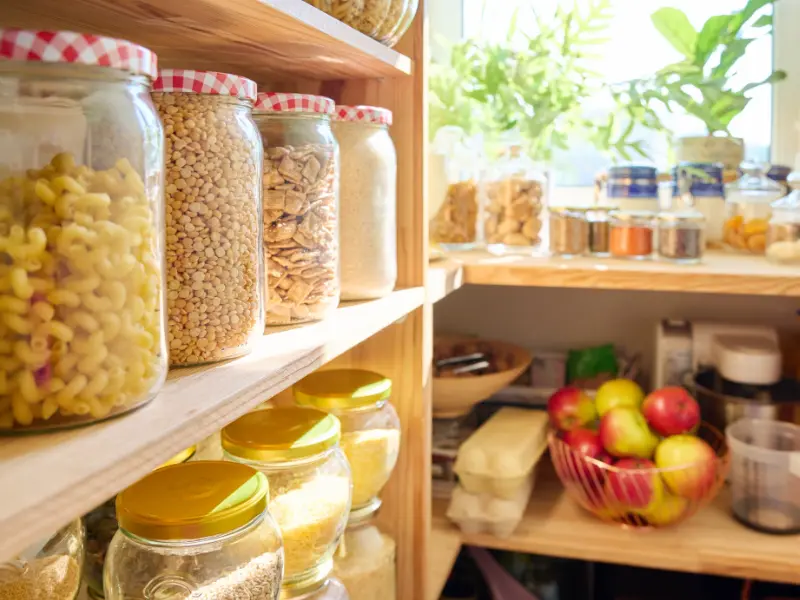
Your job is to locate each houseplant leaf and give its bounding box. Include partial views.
[651,7,697,59]
[695,15,732,67]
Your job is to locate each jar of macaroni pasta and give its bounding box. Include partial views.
[222,407,351,591]
[153,70,264,367]
[293,369,400,515]
[253,93,340,326]
[0,30,167,433]
[334,510,396,600]
[383,0,418,47]
[105,461,283,600]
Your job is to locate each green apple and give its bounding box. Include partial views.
[599,406,659,459]
[655,435,717,500]
[641,492,688,526]
[595,379,645,416]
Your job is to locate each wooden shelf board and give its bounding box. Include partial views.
[0,0,412,82]
[0,287,423,562]
[428,257,465,304]
[427,522,462,600]
[432,470,800,586]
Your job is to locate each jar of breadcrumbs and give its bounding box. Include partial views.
[153,70,264,367]
[253,93,340,326]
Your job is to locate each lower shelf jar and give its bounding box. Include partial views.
[333,511,396,600]
[283,577,350,600]
[609,210,656,260]
[657,211,705,264]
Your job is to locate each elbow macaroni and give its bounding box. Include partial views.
[0,153,165,429]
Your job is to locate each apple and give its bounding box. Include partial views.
[604,458,663,512]
[642,386,701,436]
[654,435,717,500]
[560,428,613,490]
[598,406,659,459]
[641,492,689,526]
[595,379,645,416]
[547,386,597,431]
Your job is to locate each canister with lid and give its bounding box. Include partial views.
[657,211,705,264]
[333,509,396,600]
[548,207,587,257]
[587,207,612,257]
[724,163,785,254]
[609,210,656,260]
[673,162,726,248]
[606,165,660,212]
[767,171,800,264]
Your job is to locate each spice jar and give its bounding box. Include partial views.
[609,210,655,260]
[284,578,350,600]
[332,106,397,301]
[674,162,726,248]
[0,30,166,433]
[105,461,283,600]
[658,211,705,264]
[333,510,396,600]
[253,93,340,326]
[549,208,587,257]
[222,408,351,590]
[153,70,264,367]
[724,163,784,255]
[293,369,401,514]
[766,171,800,264]
[606,165,660,212]
[0,519,84,600]
[383,0,418,47]
[587,208,612,257]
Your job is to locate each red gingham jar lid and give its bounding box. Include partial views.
[153,69,257,103]
[0,29,157,79]
[254,93,335,115]
[334,105,393,126]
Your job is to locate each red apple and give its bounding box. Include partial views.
[642,386,701,436]
[547,386,597,431]
[604,458,663,512]
[654,435,717,500]
[560,429,613,490]
[598,407,659,459]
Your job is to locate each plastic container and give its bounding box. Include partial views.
[383,0,418,46]
[673,162,726,248]
[104,461,283,599]
[548,208,587,257]
[609,210,656,260]
[446,474,534,538]
[0,30,167,432]
[253,93,340,325]
[332,106,397,301]
[153,70,264,367]
[606,165,660,212]
[333,510,396,600]
[766,171,800,264]
[0,519,84,600]
[726,419,800,535]
[222,408,351,589]
[724,163,784,254]
[293,369,400,515]
[454,407,548,499]
[657,210,705,264]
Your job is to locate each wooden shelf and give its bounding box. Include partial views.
[0,287,423,562]
[0,0,412,82]
[428,523,462,600]
[432,470,800,586]
[428,257,465,304]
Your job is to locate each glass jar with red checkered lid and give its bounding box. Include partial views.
[253,92,340,326]
[0,29,167,433]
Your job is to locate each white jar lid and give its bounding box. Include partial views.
[713,334,782,386]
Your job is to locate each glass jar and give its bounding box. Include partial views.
[83,446,196,599]
[253,93,340,326]
[383,0,418,46]
[606,165,660,212]
[657,211,705,264]
[333,511,396,600]
[105,461,283,600]
[0,30,166,433]
[332,106,397,301]
[768,164,792,194]
[153,70,264,367]
[293,369,401,514]
[609,210,655,260]
[374,0,410,43]
[0,519,84,599]
[674,162,726,249]
[222,407,351,590]
[724,163,784,255]
[548,208,587,257]
[587,208,612,257]
[766,171,800,264]
[483,144,546,253]
[284,578,350,600]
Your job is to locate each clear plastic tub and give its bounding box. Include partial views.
[726,418,800,535]
[446,474,534,538]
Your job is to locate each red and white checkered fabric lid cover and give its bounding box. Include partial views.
[153,69,257,102]
[334,105,393,126]
[0,29,157,79]
[254,92,335,115]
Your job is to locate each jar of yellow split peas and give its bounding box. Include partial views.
[0,30,167,433]
[723,163,785,254]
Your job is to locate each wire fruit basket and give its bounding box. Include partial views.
[549,422,730,528]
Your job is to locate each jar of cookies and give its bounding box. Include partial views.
[153,70,264,367]
[724,163,784,255]
[253,93,340,325]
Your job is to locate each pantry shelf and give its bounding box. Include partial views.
[0,0,412,81]
[428,524,462,600]
[0,287,424,563]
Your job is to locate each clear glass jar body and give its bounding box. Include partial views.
[0,62,167,432]
[224,448,351,588]
[332,120,397,301]
[723,165,783,255]
[587,208,611,257]
[253,111,340,325]
[384,0,418,47]
[609,211,655,260]
[657,212,705,264]
[285,578,350,600]
[154,93,264,367]
[333,516,395,600]
[548,208,587,257]
[104,513,283,600]
[0,519,84,599]
[766,181,800,264]
[374,0,410,42]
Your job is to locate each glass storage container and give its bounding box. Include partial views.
[548,208,587,258]
[606,165,660,212]
[383,0,418,47]
[253,93,340,326]
[587,208,612,257]
[609,210,655,260]
[333,510,395,600]
[673,162,726,248]
[766,171,800,265]
[285,577,350,600]
[293,369,401,515]
[0,30,166,433]
[657,211,705,264]
[153,70,264,367]
[0,519,84,600]
[222,407,351,590]
[332,106,397,301]
[724,163,784,254]
[374,0,410,43]
[104,461,283,600]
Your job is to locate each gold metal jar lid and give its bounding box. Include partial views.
[222,407,341,462]
[293,369,392,410]
[116,461,268,541]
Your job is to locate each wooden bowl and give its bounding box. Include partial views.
[433,335,532,418]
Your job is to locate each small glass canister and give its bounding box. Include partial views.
[548,207,587,257]
[587,208,612,257]
[222,407,351,590]
[766,171,800,264]
[724,163,784,254]
[657,211,705,264]
[674,162,726,249]
[253,93,340,326]
[606,165,660,212]
[609,210,656,260]
[293,370,401,515]
[333,510,396,600]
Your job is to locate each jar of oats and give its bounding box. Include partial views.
[153,70,264,367]
[253,93,340,325]
[332,106,397,301]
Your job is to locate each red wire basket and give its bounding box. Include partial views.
[548,422,730,528]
